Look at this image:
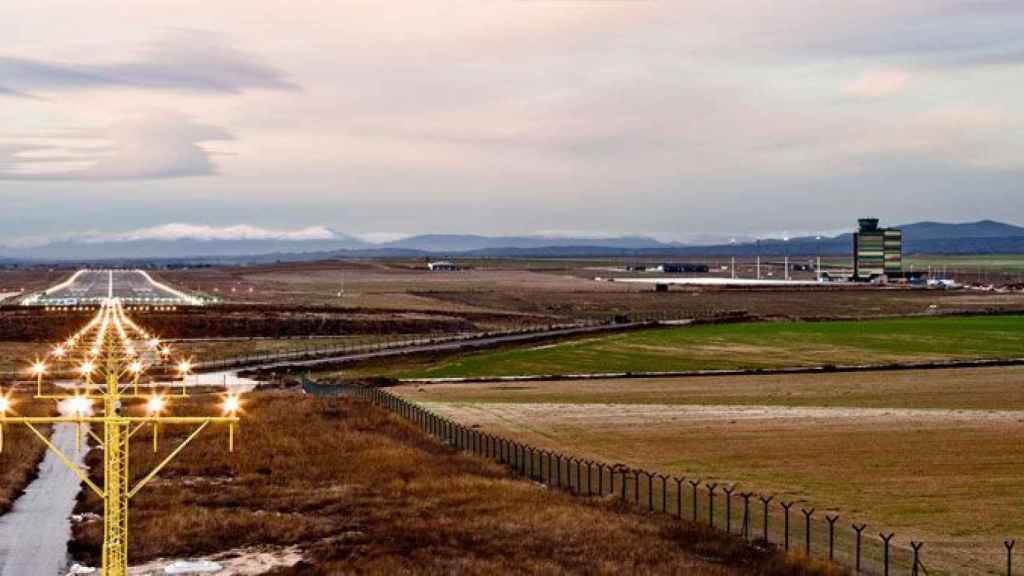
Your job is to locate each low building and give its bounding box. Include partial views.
[658,263,710,273]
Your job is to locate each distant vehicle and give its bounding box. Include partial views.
[427,261,462,271]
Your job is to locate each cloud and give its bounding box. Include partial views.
[0,112,233,180]
[0,30,297,97]
[86,223,339,243]
[842,68,910,98]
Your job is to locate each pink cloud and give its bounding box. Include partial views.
[842,68,910,98]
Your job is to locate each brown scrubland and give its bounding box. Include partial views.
[69,392,842,575]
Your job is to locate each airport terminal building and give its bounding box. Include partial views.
[853,218,903,281]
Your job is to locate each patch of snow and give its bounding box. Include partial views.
[164,560,222,574]
[129,546,302,576]
[67,565,97,575]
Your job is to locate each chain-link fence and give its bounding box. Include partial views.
[358,387,1018,576]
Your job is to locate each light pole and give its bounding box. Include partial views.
[0,299,241,576]
[815,235,822,281]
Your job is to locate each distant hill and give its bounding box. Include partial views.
[380,234,666,252]
[2,220,1023,262]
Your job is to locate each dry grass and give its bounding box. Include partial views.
[395,366,1024,411]
[176,337,380,362]
[154,261,1024,323]
[0,400,52,515]
[70,392,842,575]
[0,341,49,374]
[394,370,1024,573]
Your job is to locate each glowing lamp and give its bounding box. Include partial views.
[79,361,95,375]
[128,361,144,374]
[223,395,241,415]
[177,360,193,375]
[146,395,166,415]
[52,345,67,358]
[0,395,10,413]
[30,361,48,377]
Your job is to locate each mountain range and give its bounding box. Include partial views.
[2,220,1023,263]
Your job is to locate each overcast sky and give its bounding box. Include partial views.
[2,1,1023,245]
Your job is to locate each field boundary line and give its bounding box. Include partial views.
[400,356,1024,384]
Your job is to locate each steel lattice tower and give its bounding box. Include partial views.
[0,297,242,575]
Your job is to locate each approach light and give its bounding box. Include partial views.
[146,395,166,415]
[0,395,10,414]
[128,361,144,374]
[223,394,241,415]
[52,345,67,358]
[160,346,172,357]
[30,361,48,377]
[79,361,95,375]
[177,360,193,375]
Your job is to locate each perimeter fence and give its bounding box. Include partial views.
[356,387,1020,576]
[190,310,695,371]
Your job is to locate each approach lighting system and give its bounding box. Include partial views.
[177,359,193,375]
[224,394,241,415]
[0,298,242,576]
[146,395,166,415]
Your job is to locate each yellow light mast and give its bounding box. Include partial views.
[0,298,242,576]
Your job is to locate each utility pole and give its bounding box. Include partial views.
[0,299,241,576]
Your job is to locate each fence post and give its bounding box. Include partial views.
[826,515,839,562]
[648,472,655,512]
[634,470,641,506]
[802,508,815,555]
[707,483,718,527]
[690,480,702,523]
[660,475,669,513]
[621,468,627,502]
[555,454,562,487]
[577,460,583,496]
[880,533,895,576]
[675,478,685,518]
[741,493,752,541]
[781,501,794,551]
[723,485,735,534]
[760,496,774,543]
[597,463,605,495]
[911,541,923,576]
[853,524,867,573]
[1007,540,1016,576]
[587,462,594,496]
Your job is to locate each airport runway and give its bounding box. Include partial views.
[27,270,200,306]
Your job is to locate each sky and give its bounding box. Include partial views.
[2,1,1023,246]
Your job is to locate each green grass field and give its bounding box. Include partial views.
[904,254,1024,273]
[403,315,1024,379]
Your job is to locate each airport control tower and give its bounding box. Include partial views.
[853,218,903,281]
